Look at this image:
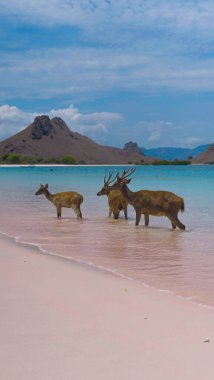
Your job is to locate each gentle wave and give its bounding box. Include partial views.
[1,228,214,312]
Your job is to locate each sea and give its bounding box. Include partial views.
[1,165,214,308]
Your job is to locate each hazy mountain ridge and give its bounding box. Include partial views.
[141,145,210,161]
[192,144,214,164]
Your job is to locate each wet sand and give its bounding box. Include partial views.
[1,235,214,380]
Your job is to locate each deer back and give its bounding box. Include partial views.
[52,191,83,207]
[133,189,184,216]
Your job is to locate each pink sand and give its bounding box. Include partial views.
[1,236,214,380]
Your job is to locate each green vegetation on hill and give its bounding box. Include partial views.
[128,159,191,165]
[152,160,191,165]
[0,153,77,165]
[0,154,191,166]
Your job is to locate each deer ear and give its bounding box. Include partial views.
[45,184,48,188]
[127,178,132,184]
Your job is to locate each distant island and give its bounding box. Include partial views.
[0,115,213,164]
[141,145,210,161]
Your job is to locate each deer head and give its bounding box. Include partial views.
[35,183,49,196]
[97,172,117,196]
[111,168,136,190]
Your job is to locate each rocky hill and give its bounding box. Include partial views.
[192,144,214,164]
[0,115,155,164]
[124,141,144,156]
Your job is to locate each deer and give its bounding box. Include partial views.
[35,184,83,220]
[97,172,128,220]
[110,168,185,230]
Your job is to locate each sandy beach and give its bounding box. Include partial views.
[1,235,214,380]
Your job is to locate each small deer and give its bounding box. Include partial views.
[97,172,128,220]
[35,184,83,220]
[110,168,185,230]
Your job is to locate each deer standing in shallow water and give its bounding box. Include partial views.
[97,173,128,220]
[35,184,83,220]
[110,168,185,230]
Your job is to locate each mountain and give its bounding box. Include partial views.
[192,144,214,164]
[141,145,210,161]
[0,115,155,164]
[124,141,144,156]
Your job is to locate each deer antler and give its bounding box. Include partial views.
[119,167,136,180]
[104,172,117,185]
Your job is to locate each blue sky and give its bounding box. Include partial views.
[0,0,214,148]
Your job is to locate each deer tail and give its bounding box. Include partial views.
[77,194,84,206]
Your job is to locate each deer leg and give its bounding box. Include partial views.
[109,207,112,218]
[124,207,128,220]
[77,207,82,220]
[113,211,119,220]
[171,222,176,229]
[169,215,185,230]
[71,204,82,220]
[135,210,141,226]
[77,198,83,220]
[56,206,61,219]
[144,214,149,227]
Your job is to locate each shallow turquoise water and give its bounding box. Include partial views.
[0,165,214,307]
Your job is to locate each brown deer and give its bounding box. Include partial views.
[97,173,128,220]
[110,168,185,230]
[35,184,83,220]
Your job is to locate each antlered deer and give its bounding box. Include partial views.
[35,184,83,220]
[97,173,128,220]
[110,168,185,230]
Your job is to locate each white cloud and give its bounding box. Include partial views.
[0,104,210,148]
[49,105,81,121]
[78,112,123,123]
[77,123,108,142]
[1,2,214,101]
[49,105,122,125]
[1,1,214,35]
[1,2,214,148]
[0,48,150,101]
[1,0,214,105]
[48,104,122,140]
[180,137,204,148]
[0,104,34,123]
[134,119,183,147]
[0,104,122,142]
[2,46,214,104]
[148,132,161,143]
[0,105,36,140]
[78,123,107,133]
[138,120,175,144]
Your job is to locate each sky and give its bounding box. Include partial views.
[0,0,214,148]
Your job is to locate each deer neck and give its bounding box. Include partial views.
[44,189,54,202]
[120,184,135,205]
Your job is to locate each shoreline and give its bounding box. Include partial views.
[1,234,214,379]
[0,163,208,167]
[0,164,136,167]
[2,229,214,312]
